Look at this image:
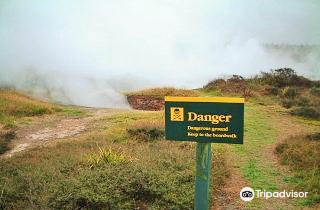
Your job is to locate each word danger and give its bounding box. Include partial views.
[187,112,232,124]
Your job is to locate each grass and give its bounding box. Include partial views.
[0,111,229,210]
[127,119,165,142]
[0,89,58,127]
[0,89,86,155]
[56,107,86,117]
[230,104,280,209]
[0,89,61,154]
[275,134,320,205]
[126,87,200,98]
[86,146,126,169]
[1,80,319,209]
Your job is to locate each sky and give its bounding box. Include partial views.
[0,0,319,107]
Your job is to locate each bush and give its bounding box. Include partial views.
[204,75,253,97]
[227,75,245,83]
[0,130,15,154]
[296,96,310,107]
[203,79,226,90]
[307,133,320,141]
[128,128,165,141]
[281,99,295,109]
[49,163,195,210]
[262,85,280,96]
[290,107,320,119]
[127,120,165,141]
[282,87,298,99]
[260,68,312,87]
[310,87,320,97]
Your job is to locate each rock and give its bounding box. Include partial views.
[127,95,165,111]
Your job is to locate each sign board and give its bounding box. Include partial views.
[165,96,245,210]
[165,96,244,144]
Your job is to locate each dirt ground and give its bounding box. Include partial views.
[2,108,128,157]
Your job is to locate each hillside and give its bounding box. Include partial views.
[0,89,61,154]
[0,70,320,210]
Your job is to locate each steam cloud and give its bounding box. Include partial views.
[0,0,319,107]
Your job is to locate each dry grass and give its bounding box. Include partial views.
[127,119,165,141]
[0,89,59,127]
[0,89,60,153]
[275,133,320,205]
[126,87,200,98]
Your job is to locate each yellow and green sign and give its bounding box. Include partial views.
[165,96,244,210]
[165,96,244,144]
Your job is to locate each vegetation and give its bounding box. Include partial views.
[310,87,320,96]
[203,68,320,120]
[0,111,229,210]
[0,89,61,154]
[126,87,200,98]
[127,119,165,141]
[275,133,320,205]
[258,68,312,88]
[290,107,320,120]
[0,130,15,154]
[203,75,254,98]
[0,89,59,127]
[0,69,319,209]
[0,89,84,155]
[87,146,126,169]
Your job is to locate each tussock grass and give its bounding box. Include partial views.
[87,146,125,169]
[126,87,200,98]
[275,134,320,205]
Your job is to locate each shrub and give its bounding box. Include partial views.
[227,75,245,83]
[127,120,165,141]
[0,130,15,154]
[307,133,320,141]
[290,107,320,119]
[281,99,295,109]
[282,87,298,99]
[260,68,312,87]
[49,163,195,210]
[296,96,310,107]
[310,87,320,97]
[204,75,252,97]
[262,85,280,96]
[203,79,226,90]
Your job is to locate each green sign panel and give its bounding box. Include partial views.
[165,96,244,144]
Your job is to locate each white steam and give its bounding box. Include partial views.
[0,0,319,107]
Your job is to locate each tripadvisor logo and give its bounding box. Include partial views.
[240,187,254,201]
[240,187,309,201]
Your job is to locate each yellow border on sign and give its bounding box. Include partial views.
[165,96,245,103]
